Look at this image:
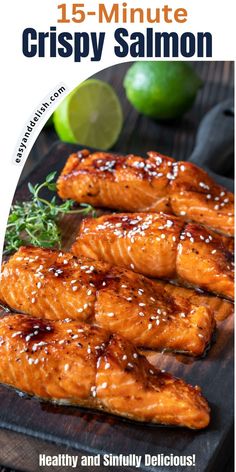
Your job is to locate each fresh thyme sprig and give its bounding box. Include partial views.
[4,171,96,255]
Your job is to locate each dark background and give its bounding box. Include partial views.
[20,61,234,184]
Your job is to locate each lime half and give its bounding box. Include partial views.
[53,79,123,150]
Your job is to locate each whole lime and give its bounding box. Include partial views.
[124,61,202,120]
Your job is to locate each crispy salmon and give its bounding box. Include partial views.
[159,282,233,323]
[72,213,234,300]
[57,150,234,236]
[0,247,215,356]
[0,313,210,429]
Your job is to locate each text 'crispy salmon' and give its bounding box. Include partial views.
[0,314,210,429]
[0,247,215,356]
[57,150,234,236]
[72,213,234,300]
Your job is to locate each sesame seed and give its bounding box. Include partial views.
[148,323,152,330]
[199,182,210,190]
[101,382,107,389]
[105,363,110,370]
[107,312,114,317]
[64,364,69,371]
[31,298,36,304]
[180,211,186,216]
[12,331,22,338]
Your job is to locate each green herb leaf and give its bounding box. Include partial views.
[4,172,96,255]
[46,171,57,183]
[28,182,35,194]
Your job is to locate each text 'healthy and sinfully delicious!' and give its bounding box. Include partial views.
[22,2,213,62]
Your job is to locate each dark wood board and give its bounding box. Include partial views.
[0,141,234,472]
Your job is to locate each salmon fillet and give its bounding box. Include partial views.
[72,213,234,300]
[159,282,233,323]
[0,247,215,356]
[57,150,234,236]
[0,313,210,429]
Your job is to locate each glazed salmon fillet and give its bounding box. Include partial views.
[0,314,210,429]
[72,213,234,300]
[0,247,215,356]
[57,150,234,236]
[159,282,233,323]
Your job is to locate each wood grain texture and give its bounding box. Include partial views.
[0,61,234,472]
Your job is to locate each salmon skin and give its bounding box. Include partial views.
[0,247,215,356]
[72,212,234,301]
[57,149,234,236]
[0,313,210,429]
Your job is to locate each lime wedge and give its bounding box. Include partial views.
[53,79,123,150]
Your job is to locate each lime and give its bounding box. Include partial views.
[53,79,123,150]
[124,61,202,120]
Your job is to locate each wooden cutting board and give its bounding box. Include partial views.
[0,142,234,472]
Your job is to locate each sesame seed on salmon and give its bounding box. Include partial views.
[0,313,210,429]
[0,246,215,356]
[57,150,234,236]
